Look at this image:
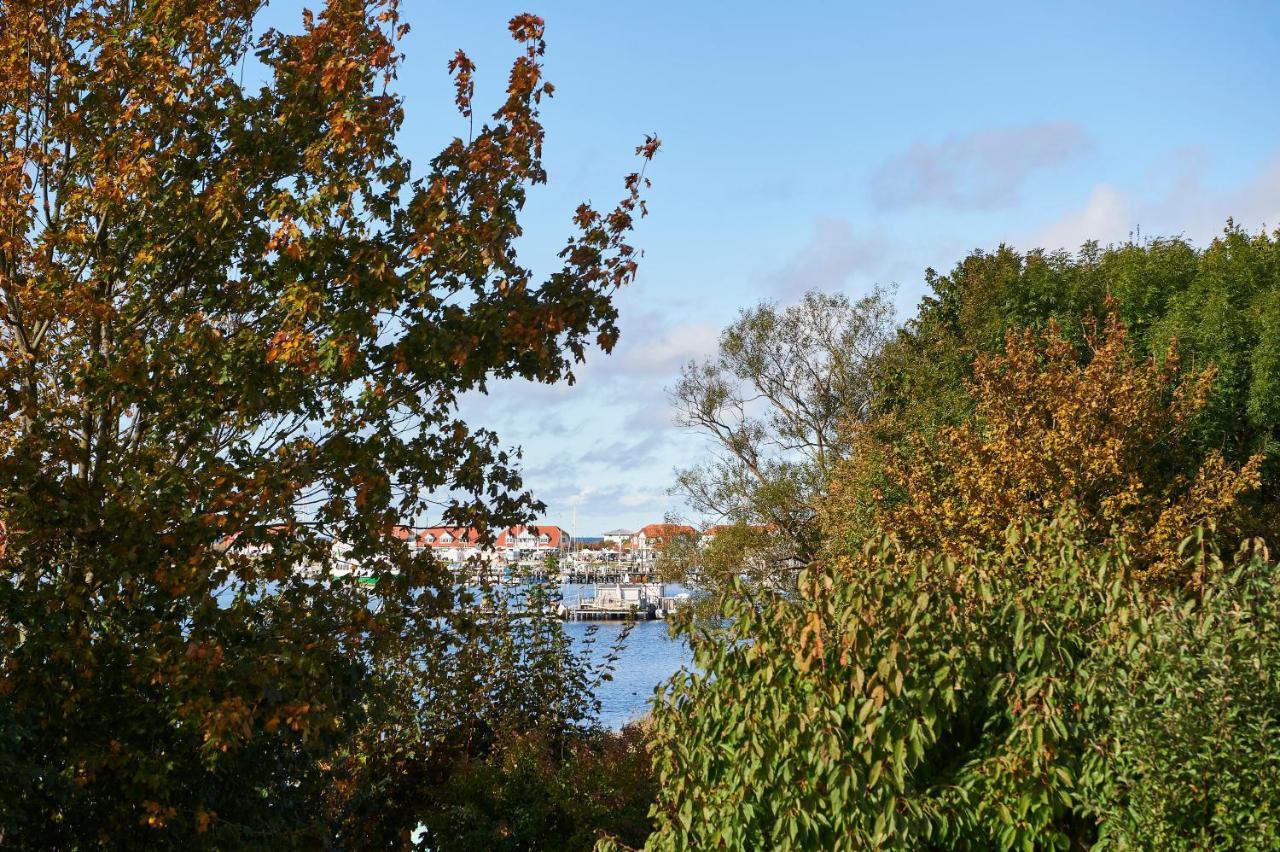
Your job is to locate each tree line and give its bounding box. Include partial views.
[644,227,1280,849]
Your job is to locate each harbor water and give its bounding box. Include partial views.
[559,582,693,729]
[564,617,692,730]
[218,577,695,730]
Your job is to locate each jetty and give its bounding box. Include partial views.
[558,582,689,621]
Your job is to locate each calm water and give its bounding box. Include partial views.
[217,577,695,730]
[559,582,694,729]
[564,617,693,729]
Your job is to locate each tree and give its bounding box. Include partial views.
[0,2,657,844]
[1089,538,1280,848]
[871,226,1280,511]
[668,289,894,591]
[833,312,1265,584]
[332,579,643,849]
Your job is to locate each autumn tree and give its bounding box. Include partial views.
[833,312,1264,583]
[870,226,1280,511]
[0,1,656,844]
[638,231,1280,852]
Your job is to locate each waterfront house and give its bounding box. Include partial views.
[495,524,572,561]
[414,526,487,564]
[601,528,634,547]
[601,528,634,559]
[630,523,698,562]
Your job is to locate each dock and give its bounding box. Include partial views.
[558,582,689,621]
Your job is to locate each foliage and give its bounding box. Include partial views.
[1146,227,1280,465]
[668,289,894,593]
[640,514,1280,851]
[0,1,657,845]
[836,312,1263,583]
[871,226,1280,504]
[1089,538,1280,849]
[332,579,643,848]
[415,723,655,852]
[656,521,793,616]
[645,220,1280,852]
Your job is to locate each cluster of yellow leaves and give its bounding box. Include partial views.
[265,328,318,371]
[832,313,1263,585]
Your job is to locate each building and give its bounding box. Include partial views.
[601,528,634,553]
[630,523,698,561]
[218,527,361,576]
[495,525,572,560]
[414,526,487,564]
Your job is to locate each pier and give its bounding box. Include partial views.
[558,582,689,621]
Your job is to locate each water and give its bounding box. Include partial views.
[565,618,692,729]
[558,581,694,729]
[216,576,695,730]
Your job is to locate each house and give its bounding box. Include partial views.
[630,523,698,561]
[218,527,360,576]
[601,528,634,546]
[413,526,487,564]
[495,525,571,560]
[601,528,634,554]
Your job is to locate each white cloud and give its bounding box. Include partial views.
[1027,148,1280,252]
[619,491,665,508]
[1032,184,1131,252]
[871,121,1092,211]
[768,217,886,296]
[613,320,720,377]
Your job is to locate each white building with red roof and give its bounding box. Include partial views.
[495,524,571,559]
[411,526,487,564]
[630,523,698,561]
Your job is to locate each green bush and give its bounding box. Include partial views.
[331,580,652,848]
[1090,540,1280,849]
[418,724,655,852]
[638,516,1280,850]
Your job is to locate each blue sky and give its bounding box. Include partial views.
[270,1,1280,535]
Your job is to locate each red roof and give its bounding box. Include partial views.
[415,526,482,548]
[638,523,697,539]
[495,525,568,549]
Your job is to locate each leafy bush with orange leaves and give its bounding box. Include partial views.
[831,313,1264,584]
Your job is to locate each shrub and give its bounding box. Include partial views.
[1089,539,1280,848]
[640,516,1280,850]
